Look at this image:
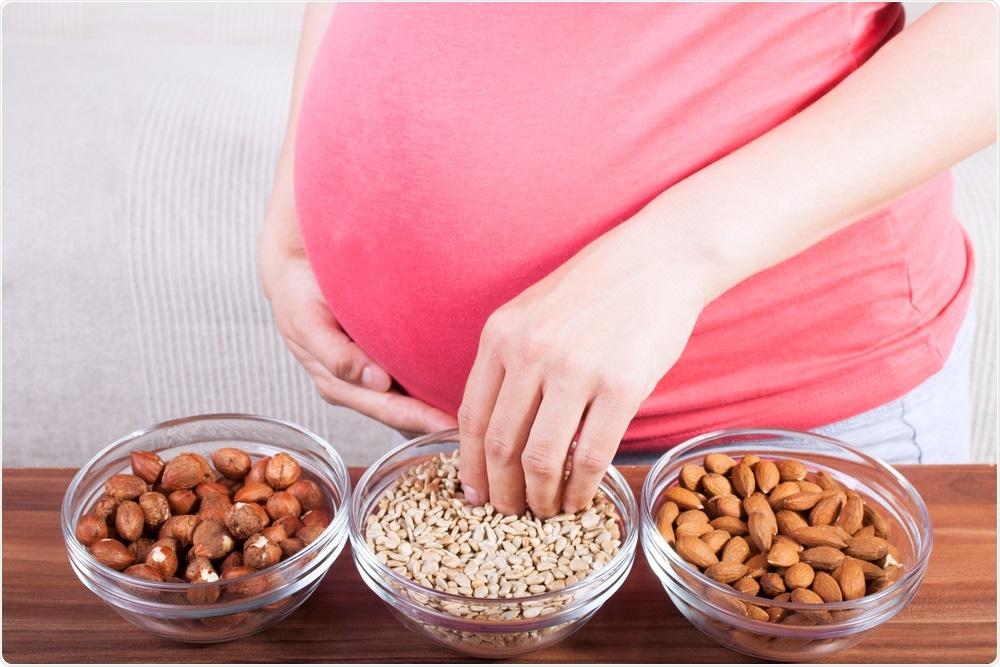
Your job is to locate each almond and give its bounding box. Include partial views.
[710,516,748,536]
[676,535,719,569]
[753,460,780,494]
[775,459,807,481]
[675,509,710,525]
[784,562,815,589]
[656,501,679,544]
[732,574,760,596]
[130,451,165,485]
[704,453,736,474]
[845,535,889,561]
[760,572,786,597]
[721,536,750,563]
[775,509,809,536]
[675,521,713,539]
[776,492,823,512]
[869,564,904,594]
[767,541,799,567]
[800,546,846,571]
[744,604,770,623]
[747,511,775,552]
[792,526,848,549]
[742,492,771,516]
[679,463,707,491]
[741,454,761,467]
[834,558,866,600]
[705,561,749,584]
[701,529,732,554]
[773,534,803,552]
[814,470,842,492]
[853,524,876,538]
[731,463,756,498]
[744,553,769,578]
[796,480,824,494]
[663,486,704,510]
[811,571,843,602]
[854,558,888,580]
[701,473,732,498]
[767,482,801,510]
[706,494,741,518]
[809,494,843,526]
[862,503,891,539]
[837,493,864,535]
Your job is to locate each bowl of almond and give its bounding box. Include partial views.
[640,428,932,662]
[60,413,350,642]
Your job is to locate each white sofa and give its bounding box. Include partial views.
[2,3,995,466]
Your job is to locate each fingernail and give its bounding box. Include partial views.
[361,365,386,389]
[464,485,484,506]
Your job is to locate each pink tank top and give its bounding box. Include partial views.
[295,3,972,450]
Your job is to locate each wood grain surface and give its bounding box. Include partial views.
[2,465,996,663]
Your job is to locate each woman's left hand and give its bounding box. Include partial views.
[457,220,710,517]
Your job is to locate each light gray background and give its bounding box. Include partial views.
[2,2,996,467]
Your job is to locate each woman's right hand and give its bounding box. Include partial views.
[259,224,458,436]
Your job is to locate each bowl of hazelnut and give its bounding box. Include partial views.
[61,413,351,642]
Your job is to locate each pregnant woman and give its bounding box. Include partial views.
[259,3,996,518]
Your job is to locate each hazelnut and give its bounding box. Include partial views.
[161,453,212,491]
[216,476,242,492]
[220,551,244,576]
[124,563,163,582]
[146,544,179,577]
[265,453,301,490]
[104,474,148,500]
[90,538,135,570]
[158,514,201,546]
[128,537,155,562]
[286,479,324,512]
[212,447,252,480]
[221,566,269,599]
[185,556,221,605]
[274,515,302,538]
[260,525,287,543]
[167,489,198,515]
[191,520,236,560]
[194,480,231,499]
[152,537,179,554]
[233,481,274,504]
[75,513,109,545]
[246,456,271,484]
[243,533,282,569]
[302,508,332,529]
[159,576,189,605]
[225,502,270,540]
[296,524,324,544]
[280,537,307,558]
[138,492,171,529]
[130,451,165,484]
[266,492,301,520]
[92,495,118,522]
[114,500,145,542]
[197,493,233,523]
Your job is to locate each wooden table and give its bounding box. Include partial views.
[3,465,996,663]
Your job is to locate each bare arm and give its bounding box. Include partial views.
[459,3,997,516]
[259,3,458,435]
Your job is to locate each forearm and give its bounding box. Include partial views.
[260,3,335,293]
[626,3,997,303]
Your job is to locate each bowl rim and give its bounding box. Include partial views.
[640,427,934,616]
[350,427,639,610]
[60,412,352,594]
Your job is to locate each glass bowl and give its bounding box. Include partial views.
[60,413,351,643]
[640,428,932,661]
[349,428,638,657]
